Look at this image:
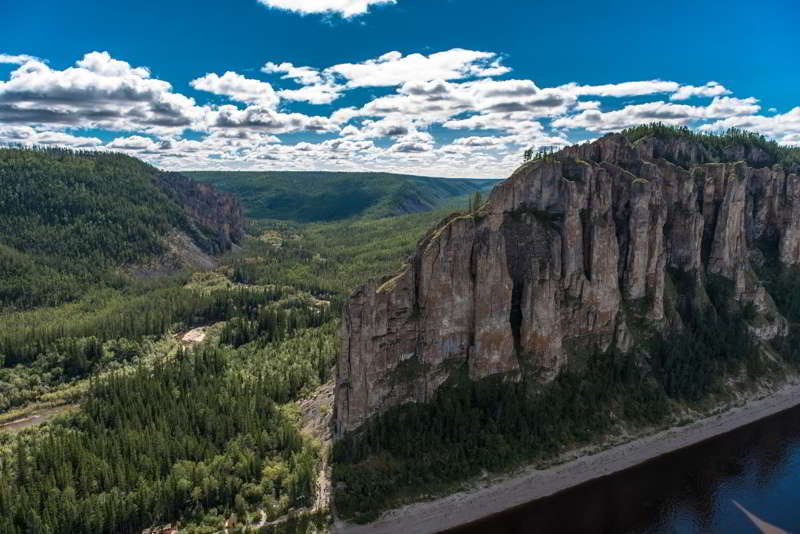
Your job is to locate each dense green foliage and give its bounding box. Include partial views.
[186,170,497,222]
[0,146,482,531]
[332,266,783,520]
[754,238,800,366]
[0,172,451,531]
[0,261,340,532]
[622,122,800,168]
[8,132,800,529]
[0,283,334,413]
[650,272,766,401]
[0,147,226,309]
[0,346,323,534]
[231,205,460,299]
[0,188,446,413]
[333,352,669,520]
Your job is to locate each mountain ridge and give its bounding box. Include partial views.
[0,147,243,308]
[335,127,800,436]
[185,170,499,222]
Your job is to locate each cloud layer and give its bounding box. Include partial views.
[0,48,797,178]
[257,0,397,18]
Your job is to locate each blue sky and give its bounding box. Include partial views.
[1,0,798,177]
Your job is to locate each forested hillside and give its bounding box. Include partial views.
[0,157,458,532]
[0,147,242,309]
[185,170,498,222]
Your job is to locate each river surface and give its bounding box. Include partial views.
[446,403,800,534]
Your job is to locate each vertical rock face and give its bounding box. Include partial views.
[159,172,245,253]
[335,134,800,436]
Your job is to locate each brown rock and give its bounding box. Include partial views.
[335,134,800,436]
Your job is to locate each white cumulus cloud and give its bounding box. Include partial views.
[560,80,680,98]
[553,97,761,132]
[257,0,397,18]
[0,126,103,148]
[327,49,510,88]
[671,81,731,101]
[278,84,343,105]
[0,53,41,65]
[262,61,323,85]
[1,48,795,179]
[0,51,203,133]
[191,71,280,108]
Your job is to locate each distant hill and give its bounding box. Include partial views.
[0,147,243,308]
[184,171,500,222]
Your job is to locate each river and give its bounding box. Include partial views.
[446,403,800,533]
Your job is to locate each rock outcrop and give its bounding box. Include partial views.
[126,172,244,278]
[335,133,800,436]
[159,172,245,253]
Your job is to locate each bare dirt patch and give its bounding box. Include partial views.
[181,326,208,345]
[0,404,78,433]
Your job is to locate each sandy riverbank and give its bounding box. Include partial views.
[334,381,800,534]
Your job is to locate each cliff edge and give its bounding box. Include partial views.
[335,131,800,436]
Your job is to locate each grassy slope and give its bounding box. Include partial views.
[185,170,498,222]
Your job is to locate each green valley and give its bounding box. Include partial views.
[0,147,480,533]
[186,170,497,222]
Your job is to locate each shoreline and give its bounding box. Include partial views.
[334,380,800,534]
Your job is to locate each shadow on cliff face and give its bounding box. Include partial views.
[501,205,563,370]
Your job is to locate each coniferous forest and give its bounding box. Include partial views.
[0,146,459,533]
[1,347,318,534]
[0,147,236,310]
[0,264,340,533]
[4,127,800,531]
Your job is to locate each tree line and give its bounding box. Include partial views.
[333,267,794,521]
[0,347,319,534]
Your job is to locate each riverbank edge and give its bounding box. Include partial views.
[333,380,800,534]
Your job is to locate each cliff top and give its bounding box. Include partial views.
[518,125,800,175]
[621,123,800,168]
[566,124,800,171]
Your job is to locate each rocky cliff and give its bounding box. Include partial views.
[335,132,800,436]
[159,172,245,253]
[125,172,245,278]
